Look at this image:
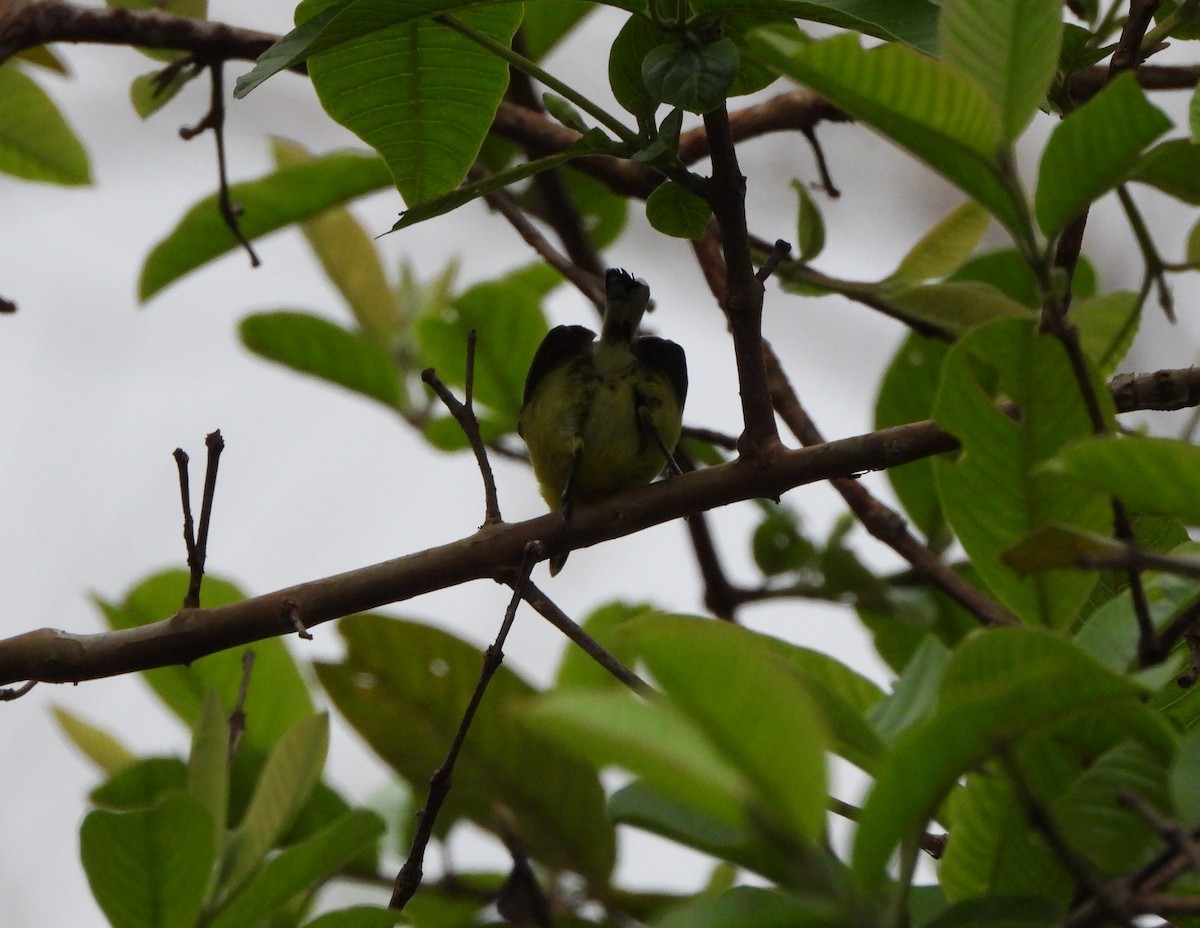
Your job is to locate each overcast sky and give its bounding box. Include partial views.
[3,4,1200,925]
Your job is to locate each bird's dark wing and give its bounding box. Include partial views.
[521,324,597,407]
[633,336,688,406]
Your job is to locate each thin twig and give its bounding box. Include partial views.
[173,447,199,602]
[0,294,15,314]
[1119,789,1200,874]
[0,680,36,701]
[227,649,255,759]
[422,360,502,525]
[180,430,224,609]
[179,60,260,268]
[390,542,542,910]
[755,239,792,284]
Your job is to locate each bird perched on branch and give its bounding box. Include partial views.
[518,268,688,574]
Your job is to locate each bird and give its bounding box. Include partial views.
[518,268,688,574]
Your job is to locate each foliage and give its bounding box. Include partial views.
[11,0,1200,926]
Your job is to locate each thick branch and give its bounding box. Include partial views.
[1,365,1195,688]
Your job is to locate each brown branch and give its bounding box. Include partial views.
[0,366,1196,689]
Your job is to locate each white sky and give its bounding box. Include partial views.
[3,3,1200,925]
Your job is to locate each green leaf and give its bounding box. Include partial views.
[1172,727,1200,826]
[889,282,1033,335]
[1130,138,1200,204]
[1035,72,1171,236]
[1190,84,1200,142]
[868,635,951,742]
[747,30,1022,232]
[553,601,655,691]
[239,311,402,410]
[0,63,91,185]
[653,885,848,928]
[645,180,713,238]
[272,139,396,340]
[81,792,216,928]
[301,908,404,928]
[315,615,616,882]
[1000,523,1128,576]
[53,706,135,774]
[852,628,1175,889]
[692,0,941,53]
[751,505,816,576]
[209,810,384,928]
[140,151,391,301]
[188,689,230,858]
[642,37,739,114]
[130,65,197,118]
[91,758,188,811]
[95,570,314,756]
[885,201,991,286]
[875,334,951,545]
[791,180,826,262]
[938,0,1062,143]
[222,713,330,893]
[1069,290,1140,376]
[521,168,628,250]
[609,13,664,122]
[415,264,556,423]
[308,5,522,205]
[519,1,593,61]
[1042,435,1200,524]
[932,317,1110,626]
[621,615,829,844]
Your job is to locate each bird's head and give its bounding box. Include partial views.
[600,268,651,344]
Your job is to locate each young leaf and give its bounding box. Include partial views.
[139,151,392,301]
[609,13,665,123]
[208,810,384,928]
[641,37,740,114]
[868,635,951,742]
[1041,435,1200,524]
[1069,290,1140,375]
[1130,138,1200,204]
[239,311,403,411]
[932,317,1111,626]
[53,706,136,775]
[645,180,713,238]
[939,0,1062,143]
[188,689,231,857]
[746,30,1022,233]
[272,139,395,340]
[314,615,616,883]
[691,0,941,53]
[791,180,826,262]
[888,282,1032,335]
[221,713,330,893]
[91,758,189,811]
[884,201,991,286]
[81,792,216,928]
[0,63,91,185]
[1035,73,1170,237]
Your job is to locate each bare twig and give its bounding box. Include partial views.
[227,649,255,758]
[755,239,792,284]
[422,353,502,525]
[0,680,36,701]
[0,294,15,314]
[390,542,541,910]
[176,430,225,609]
[173,447,199,601]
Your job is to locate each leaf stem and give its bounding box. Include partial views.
[436,14,639,145]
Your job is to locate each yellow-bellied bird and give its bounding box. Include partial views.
[518,269,688,574]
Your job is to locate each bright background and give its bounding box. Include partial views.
[2,3,1197,924]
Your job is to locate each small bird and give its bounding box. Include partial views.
[518,268,688,574]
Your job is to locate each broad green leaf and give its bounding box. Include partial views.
[939,0,1062,142]
[791,180,826,262]
[1042,435,1200,524]
[1035,73,1170,236]
[1130,138,1200,204]
[188,689,230,857]
[95,570,314,756]
[621,615,829,844]
[520,0,594,61]
[525,688,750,831]
[140,151,391,301]
[885,202,991,286]
[932,318,1110,626]
[1172,727,1200,825]
[272,139,395,340]
[209,810,384,928]
[81,792,216,928]
[609,14,664,122]
[91,758,188,811]
[868,635,950,742]
[222,713,330,893]
[607,781,798,887]
[1191,84,1200,142]
[875,333,951,545]
[130,66,196,118]
[553,601,655,691]
[949,249,1097,306]
[239,311,402,410]
[852,628,1175,888]
[301,908,404,928]
[53,706,135,774]
[308,5,522,205]
[645,180,713,238]
[691,0,941,53]
[752,505,817,576]
[653,885,848,928]
[889,281,1032,335]
[1077,568,1200,674]
[1000,523,1128,576]
[315,615,616,882]
[415,264,556,423]
[642,37,739,114]
[1069,290,1140,375]
[0,63,91,185]
[747,30,1022,232]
